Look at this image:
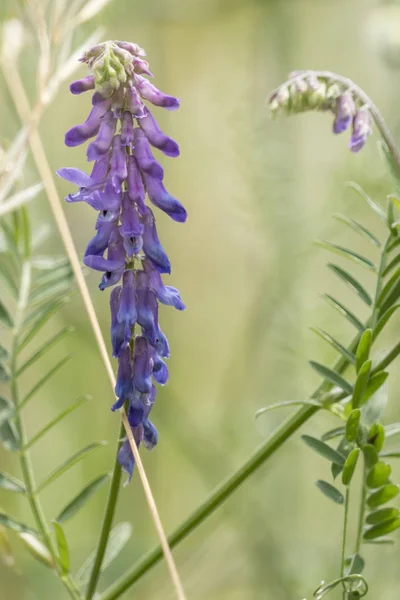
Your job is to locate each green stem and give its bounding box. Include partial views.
[354,457,367,555]
[85,421,124,600]
[341,487,350,597]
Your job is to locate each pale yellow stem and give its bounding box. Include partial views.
[1,61,187,600]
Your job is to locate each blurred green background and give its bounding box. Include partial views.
[1,0,400,598]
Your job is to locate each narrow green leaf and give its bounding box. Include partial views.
[366,507,399,525]
[0,300,13,329]
[0,397,13,426]
[364,537,395,545]
[29,275,73,305]
[352,360,371,409]
[377,266,400,306]
[0,472,25,493]
[384,423,400,438]
[255,400,323,419]
[367,484,399,508]
[387,236,400,253]
[342,448,360,486]
[332,214,381,247]
[19,533,53,568]
[0,364,10,382]
[19,297,68,351]
[356,329,372,373]
[346,410,361,443]
[316,241,375,271]
[379,277,400,315]
[371,340,400,375]
[32,256,70,271]
[56,474,110,524]
[19,356,72,410]
[382,254,400,278]
[328,264,372,306]
[368,423,385,452]
[373,304,400,342]
[0,397,19,452]
[315,480,344,505]
[332,437,353,479]
[366,462,391,489]
[363,444,379,469]
[361,371,389,407]
[301,435,346,465]
[38,442,106,492]
[345,553,365,576]
[53,522,70,574]
[322,294,364,331]
[309,361,353,395]
[17,327,73,375]
[76,522,133,583]
[0,514,37,535]
[346,181,388,223]
[380,450,400,458]
[0,345,8,361]
[364,518,400,540]
[310,328,356,364]
[0,261,18,298]
[0,221,21,265]
[321,426,346,442]
[25,396,90,448]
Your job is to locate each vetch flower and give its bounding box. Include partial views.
[58,40,186,481]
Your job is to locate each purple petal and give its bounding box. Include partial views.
[126,83,146,119]
[142,207,171,274]
[56,167,95,188]
[136,75,180,110]
[142,419,158,450]
[152,355,169,385]
[110,286,126,357]
[121,111,134,146]
[70,75,95,95]
[136,271,159,345]
[65,99,111,147]
[117,269,137,341]
[133,128,163,179]
[133,336,154,393]
[121,193,144,238]
[139,109,180,158]
[113,345,133,409]
[110,135,128,191]
[142,172,187,223]
[144,258,185,310]
[127,155,146,214]
[87,111,117,161]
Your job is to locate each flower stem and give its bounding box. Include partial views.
[341,487,350,595]
[354,460,367,555]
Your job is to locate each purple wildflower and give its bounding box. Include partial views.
[349,106,372,153]
[57,40,186,481]
[332,92,355,134]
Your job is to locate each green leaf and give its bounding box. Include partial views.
[309,361,353,395]
[366,461,391,489]
[342,448,360,486]
[332,214,381,247]
[373,304,400,342]
[346,410,361,443]
[377,266,400,307]
[0,514,37,535]
[322,294,364,331]
[362,371,389,406]
[380,450,400,458]
[0,221,21,265]
[32,256,70,271]
[38,442,106,492]
[332,437,353,479]
[382,254,400,278]
[371,340,400,374]
[352,360,371,409]
[17,327,73,375]
[321,426,346,442]
[363,518,400,540]
[366,507,399,525]
[25,396,90,449]
[19,356,73,410]
[29,273,73,305]
[345,553,365,576]
[385,423,400,438]
[316,241,375,271]
[368,423,385,452]
[310,328,356,364]
[19,533,53,568]
[0,397,13,426]
[367,484,399,508]
[76,522,133,583]
[255,399,323,419]
[0,344,8,361]
[53,522,70,574]
[346,181,388,223]
[356,329,372,373]
[364,537,395,545]
[301,435,346,465]
[0,397,19,452]
[19,297,68,350]
[315,480,344,505]
[328,264,372,306]
[0,472,25,493]
[56,474,110,524]
[363,444,379,469]
[0,299,13,329]
[0,261,18,298]
[0,364,10,382]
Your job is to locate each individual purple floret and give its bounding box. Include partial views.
[57,40,187,482]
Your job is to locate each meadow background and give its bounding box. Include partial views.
[1,0,400,598]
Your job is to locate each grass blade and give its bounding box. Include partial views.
[316,241,375,271]
[322,294,364,331]
[328,264,372,306]
[332,213,381,247]
[56,474,110,524]
[310,327,356,364]
[309,361,353,395]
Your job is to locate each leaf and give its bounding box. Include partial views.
[352,360,371,409]
[371,341,400,374]
[356,329,372,373]
[363,518,400,540]
[368,423,385,452]
[38,442,106,492]
[76,522,133,583]
[0,472,25,493]
[366,462,391,489]
[362,371,389,406]
[32,256,70,271]
[56,474,110,524]
[309,361,353,395]
[321,426,346,442]
[19,297,68,350]
[17,327,73,375]
[377,267,400,308]
[332,437,353,479]
[328,264,372,306]
[382,254,400,278]
[316,241,375,271]
[25,396,90,449]
[387,236,400,253]
[367,484,399,508]
[315,480,344,505]
[363,444,379,469]
[0,261,18,298]
[380,450,400,458]
[366,507,399,525]
[385,423,400,438]
[332,214,381,247]
[346,181,388,223]
[342,448,360,486]
[20,356,73,410]
[373,304,400,342]
[0,364,10,381]
[0,221,21,265]
[310,328,356,364]
[345,553,365,576]
[0,397,13,426]
[29,273,73,305]
[0,397,19,452]
[301,435,345,465]
[0,344,8,361]
[322,294,364,331]
[53,522,70,574]
[0,183,44,218]
[19,533,53,568]
[0,299,13,329]
[364,537,395,545]
[346,410,361,443]
[255,399,323,419]
[0,514,37,535]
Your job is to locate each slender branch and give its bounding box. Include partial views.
[1,53,187,600]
